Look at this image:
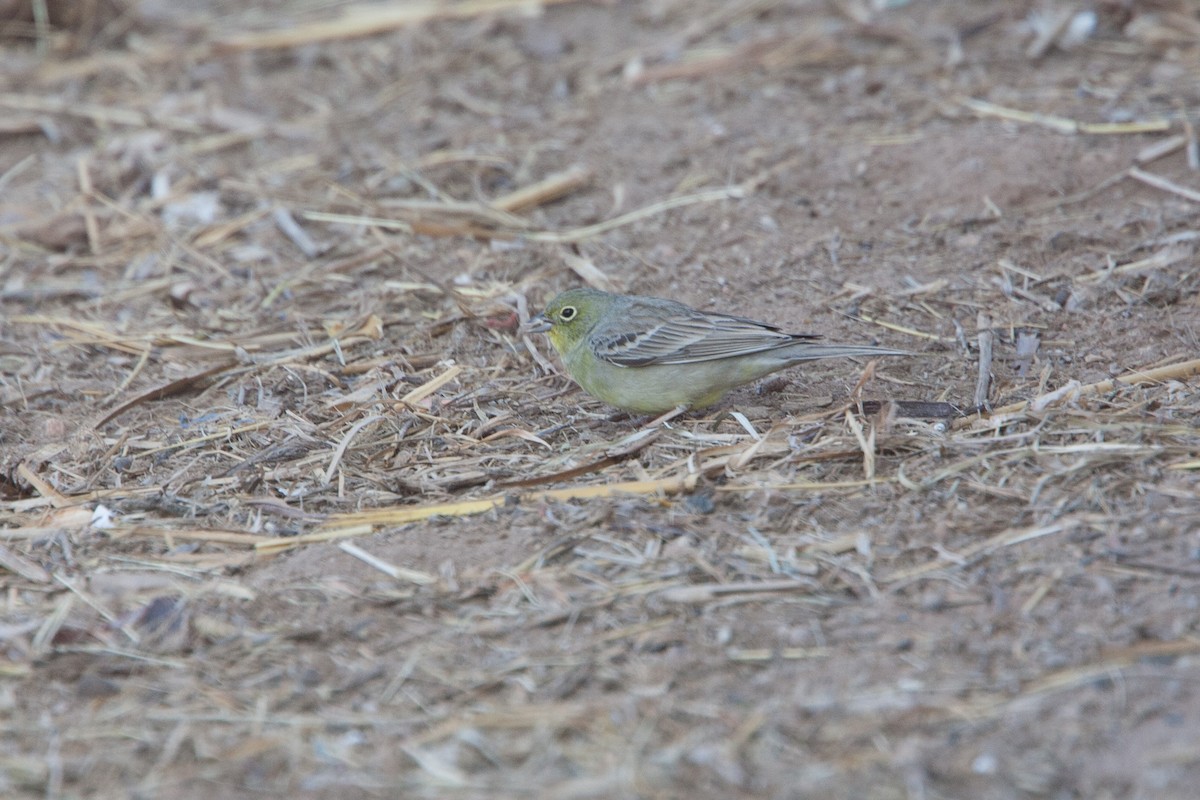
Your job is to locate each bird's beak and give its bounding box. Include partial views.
[521,313,552,335]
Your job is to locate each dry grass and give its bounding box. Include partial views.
[3,1,1200,797]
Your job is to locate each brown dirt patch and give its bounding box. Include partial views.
[3,1,1200,797]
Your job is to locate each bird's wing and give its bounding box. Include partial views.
[591,308,821,367]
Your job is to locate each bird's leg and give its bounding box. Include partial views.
[707,407,733,431]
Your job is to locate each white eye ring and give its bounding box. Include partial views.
[559,306,577,321]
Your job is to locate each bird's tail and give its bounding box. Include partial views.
[778,343,909,362]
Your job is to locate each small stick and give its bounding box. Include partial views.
[257,474,700,552]
[1136,134,1187,165]
[0,92,204,133]
[101,346,152,405]
[852,311,957,342]
[16,463,69,508]
[642,405,689,430]
[1181,103,1200,171]
[560,251,616,291]
[1021,167,1130,213]
[1129,167,1200,203]
[1030,380,1081,413]
[522,334,557,376]
[96,361,240,427]
[844,410,875,480]
[55,573,140,643]
[323,415,385,485]
[490,165,593,213]
[1025,7,1074,60]
[954,357,1200,429]
[1077,245,1191,284]
[1014,332,1041,379]
[214,0,578,52]
[76,156,100,254]
[973,312,994,409]
[524,186,743,243]
[657,579,815,604]
[727,647,831,662]
[272,207,321,258]
[338,542,436,585]
[0,544,51,583]
[32,595,74,655]
[960,97,1076,133]
[961,97,1169,135]
[399,365,463,407]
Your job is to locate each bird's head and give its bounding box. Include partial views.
[524,288,610,354]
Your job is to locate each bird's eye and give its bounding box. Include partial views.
[559,306,577,321]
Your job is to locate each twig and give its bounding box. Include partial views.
[1076,245,1192,284]
[844,410,875,480]
[399,365,463,407]
[524,186,744,243]
[256,473,700,553]
[323,415,386,485]
[657,579,816,603]
[1128,166,1200,203]
[960,97,1170,135]
[213,0,580,52]
[338,542,437,585]
[1014,331,1041,379]
[0,544,51,583]
[1025,7,1075,60]
[1136,135,1187,165]
[0,92,205,133]
[560,251,616,291]
[491,166,593,213]
[75,156,100,254]
[955,358,1200,429]
[973,312,994,409]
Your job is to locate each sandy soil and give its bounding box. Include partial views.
[3,1,1200,797]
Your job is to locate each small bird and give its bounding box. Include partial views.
[524,287,907,413]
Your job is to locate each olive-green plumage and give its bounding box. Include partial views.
[525,287,906,413]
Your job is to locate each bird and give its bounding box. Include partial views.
[523,287,907,414]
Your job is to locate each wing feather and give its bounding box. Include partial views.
[592,307,821,367]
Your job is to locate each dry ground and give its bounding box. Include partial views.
[3,1,1200,797]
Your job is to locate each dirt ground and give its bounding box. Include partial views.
[3,0,1200,797]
